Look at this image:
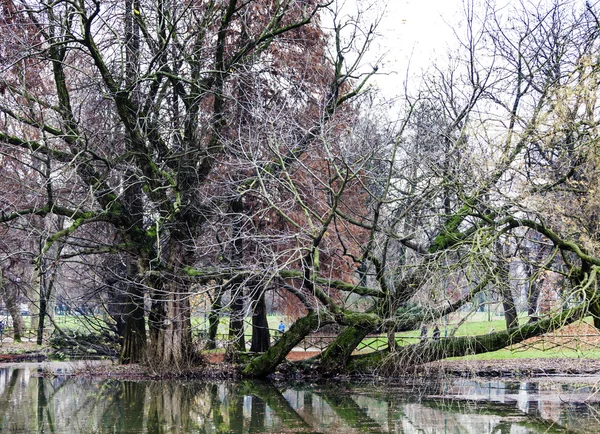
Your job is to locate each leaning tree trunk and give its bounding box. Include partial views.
[318,309,383,375]
[242,310,333,378]
[346,305,586,374]
[319,325,373,375]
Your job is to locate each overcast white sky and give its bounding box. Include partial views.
[366,0,466,97]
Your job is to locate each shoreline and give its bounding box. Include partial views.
[2,356,600,383]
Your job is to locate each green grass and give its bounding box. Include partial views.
[357,315,600,361]
[453,348,600,360]
[9,311,597,362]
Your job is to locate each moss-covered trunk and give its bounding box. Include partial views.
[319,326,373,374]
[347,305,586,374]
[242,310,332,378]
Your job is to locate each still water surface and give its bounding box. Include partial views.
[1,363,599,433]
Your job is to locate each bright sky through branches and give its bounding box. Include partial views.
[372,0,464,96]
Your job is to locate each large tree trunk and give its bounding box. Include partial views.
[148,275,194,371]
[120,273,147,364]
[228,285,246,355]
[249,285,270,353]
[0,272,25,342]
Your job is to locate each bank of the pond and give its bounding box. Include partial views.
[427,357,600,378]
[3,341,600,381]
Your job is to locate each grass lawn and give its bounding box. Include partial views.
[5,311,598,362]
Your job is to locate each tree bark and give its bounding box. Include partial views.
[0,272,25,342]
[120,275,147,364]
[148,274,194,371]
[242,310,332,378]
[319,325,373,374]
[496,240,518,329]
[249,285,270,353]
[29,265,41,335]
[346,305,586,374]
[205,286,223,350]
[228,285,246,355]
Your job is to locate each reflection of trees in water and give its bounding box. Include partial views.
[0,368,597,433]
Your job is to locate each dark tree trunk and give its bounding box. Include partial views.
[501,283,518,329]
[205,287,222,350]
[227,197,246,355]
[523,239,547,318]
[249,286,270,353]
[527,277,542,317]
[496,240,518,329]
[120,277,147,364]
[228,285,246,354]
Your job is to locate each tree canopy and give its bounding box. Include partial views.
[1,0,600,378]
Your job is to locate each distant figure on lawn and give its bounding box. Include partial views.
[278,321,286,334]
[433,324,440,340]
[420,324,428,343]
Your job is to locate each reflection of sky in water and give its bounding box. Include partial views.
[1,365,600,433]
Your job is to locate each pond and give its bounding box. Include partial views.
[0,363,599,433]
